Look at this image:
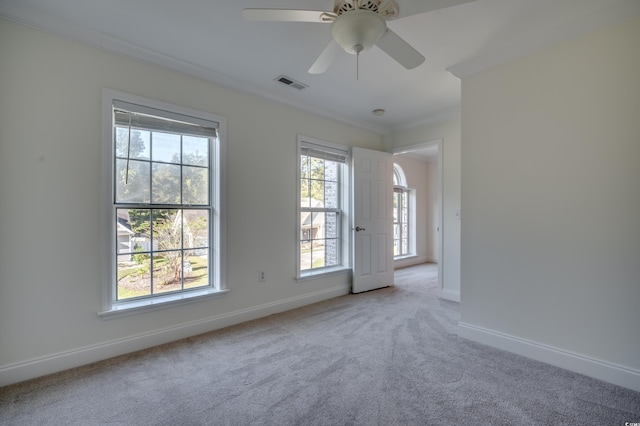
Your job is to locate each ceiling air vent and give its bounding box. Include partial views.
[275,75,308,90]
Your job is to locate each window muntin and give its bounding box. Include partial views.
[112,101,216,302]
[298,141,348,273]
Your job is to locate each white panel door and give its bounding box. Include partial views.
[352,147,394,293]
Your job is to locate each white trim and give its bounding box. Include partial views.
[296,266,351,283]
[98,288,230,320]
[0,284,349,387]
[458,322,640,392]
[440,289,460,303]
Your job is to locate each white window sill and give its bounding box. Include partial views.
[394,254,417,261]
[296,266,351,282]
[98,288,229,320]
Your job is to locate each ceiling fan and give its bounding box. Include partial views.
[242,0,476,74]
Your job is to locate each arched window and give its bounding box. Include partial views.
[393,164,411,257]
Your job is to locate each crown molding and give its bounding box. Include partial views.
[98,34,388,135]
[0,4,387,136]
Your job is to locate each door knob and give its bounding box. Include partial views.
[355,226,366,232]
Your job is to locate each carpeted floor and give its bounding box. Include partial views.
[1,263,639,425]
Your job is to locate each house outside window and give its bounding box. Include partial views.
[297,137,350,277]
[101,90,226,317]
[393,164,411,257]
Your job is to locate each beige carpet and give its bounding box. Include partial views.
[1,263,639,425]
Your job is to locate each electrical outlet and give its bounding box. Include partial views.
[258,271,266,282]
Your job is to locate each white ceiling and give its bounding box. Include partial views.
[1,0,638,134]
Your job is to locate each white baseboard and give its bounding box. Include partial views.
[0,285,350,387]
[458,322,640,392]
[440,288,460,302]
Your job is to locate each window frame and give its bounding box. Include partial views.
[100,89,227,319]
[296,136,351,280]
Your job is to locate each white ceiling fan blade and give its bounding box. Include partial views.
[375,28,425,70]
[241,9,334,23]
[308,40,342,74]
[393,0,477,19]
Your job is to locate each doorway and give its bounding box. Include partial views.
[391,140,443,296]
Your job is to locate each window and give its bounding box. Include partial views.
[393,164,411,257]
[101,90,226,317]
[297,137,350,276]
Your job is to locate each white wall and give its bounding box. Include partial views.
[0,19,383,385]
[425,159,438,263]
[386,120,462,301]
[392,155,436,268]
[459,16,640,391]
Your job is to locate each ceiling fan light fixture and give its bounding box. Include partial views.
[330,10,386,55]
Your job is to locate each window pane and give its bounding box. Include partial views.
[301,211,312,241]
[300,241,311,271]
[116,209,151,255]
[311,240,325,268]
[325,160,338,182]
[183,209,209,250]
[130,209,151,238]
[324,239,339,267]
[117,261,151,300]
[152,209,182,252]
[325,212,338,239]
[310,179,324,205]
[182,136,208,166]
[116,209,135,256]
[325,181,338,208]
[300,179,311,207]
[153,250,183,293]
[311,212,325,239]
[152,132,180,163]
[301,155,310,179]
[116,127,150,160]
[115,159,150,203]
[184,250,209,290]
[310,158,324,180]
[183,166,208,205]
[152,163,181,204]
[402,194,408,221]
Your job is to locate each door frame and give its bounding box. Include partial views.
[390,139,444,297]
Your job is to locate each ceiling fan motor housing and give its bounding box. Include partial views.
[334,0,380,14]
[330,9,387,55]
